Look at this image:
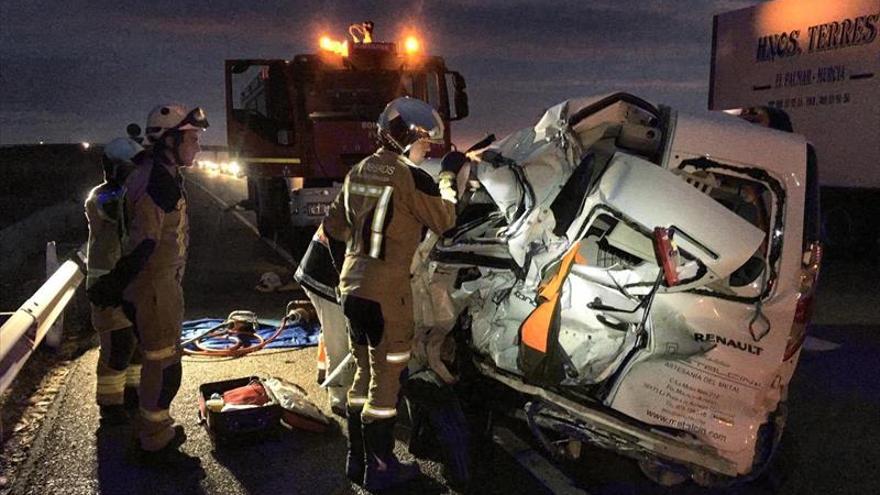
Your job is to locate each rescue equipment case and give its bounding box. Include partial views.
[198,375,332,444]
[198,376,282,444]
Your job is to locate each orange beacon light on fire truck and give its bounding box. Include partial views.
[319,36,349,57]
[403,36,420,54]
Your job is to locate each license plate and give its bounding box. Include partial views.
[307,202,330,216]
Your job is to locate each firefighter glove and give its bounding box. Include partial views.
[87,239,157,307]
[87,275,124,308]
[440,151,468,177]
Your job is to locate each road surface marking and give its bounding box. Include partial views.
[493,426,589,495]
[803,336,841,352]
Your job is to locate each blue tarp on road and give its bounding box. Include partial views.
[181,318,320,351]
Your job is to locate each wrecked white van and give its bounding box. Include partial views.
[410,93,822,485]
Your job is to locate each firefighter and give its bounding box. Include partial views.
[293,224,352,415]
[323,97,466,490]
[88,103,208,468]
[85,137,143,424]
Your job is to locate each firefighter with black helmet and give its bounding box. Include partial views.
[323,96,467,490]
[86,137,143,424]
[294,224,352,415]
[88,103,208,469]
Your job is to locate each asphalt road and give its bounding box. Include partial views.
[8,168,879,494]
[7,169,548,495]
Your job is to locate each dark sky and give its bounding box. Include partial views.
[0,0,762,148]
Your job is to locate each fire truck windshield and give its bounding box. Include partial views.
[226,59,451,147]
[307,69,445,122]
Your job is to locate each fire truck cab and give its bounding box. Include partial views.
[224,23,469,245]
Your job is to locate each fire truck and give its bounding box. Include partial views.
[224,22,469,248]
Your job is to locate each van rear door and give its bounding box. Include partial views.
[567,153,766,291]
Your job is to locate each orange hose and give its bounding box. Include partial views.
[182,317,289,357]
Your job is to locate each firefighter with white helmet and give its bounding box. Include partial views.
[85,137,143,424]
[145,104,208,143]
[323,96,467,490]
[88,103,207,469]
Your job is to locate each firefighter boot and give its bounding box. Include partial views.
[363,418,420,491]
[346,406,365,485]
[99,405,129,425]
[137,425,201,472]
[123,386,140,412]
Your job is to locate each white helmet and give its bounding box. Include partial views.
[102,137,143,181]
[377,97,444,153]
[103,137,143,163]
[145,103,209,143]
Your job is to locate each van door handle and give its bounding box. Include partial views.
[596,314,628,332]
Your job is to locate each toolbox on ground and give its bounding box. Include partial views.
[198,375,331,444]
[198,376,282,443]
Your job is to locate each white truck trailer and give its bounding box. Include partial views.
[709,0,880,256]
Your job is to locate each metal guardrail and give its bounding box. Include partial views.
[0,259,84,396]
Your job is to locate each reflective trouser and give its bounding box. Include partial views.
[342,292,413,423]
[123,267,184,451]
[95,325,142,406]
[304,288,353,409]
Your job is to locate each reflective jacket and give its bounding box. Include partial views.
[123,151,189,277]
[323,149,456,299]
[84,182,131,332]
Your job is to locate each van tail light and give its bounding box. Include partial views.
[784,241,823,361]
[652,227,681,287]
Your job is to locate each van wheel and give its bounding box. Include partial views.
[637,459,688,486]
